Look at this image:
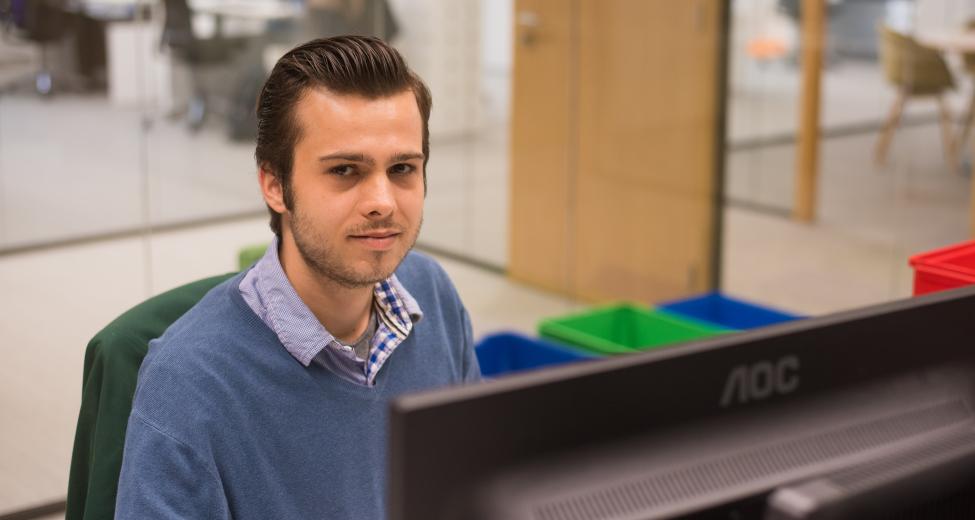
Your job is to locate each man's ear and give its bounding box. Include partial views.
[259,165,287,214]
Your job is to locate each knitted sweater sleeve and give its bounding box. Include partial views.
[460,307,482,383]
[115,411,231,519]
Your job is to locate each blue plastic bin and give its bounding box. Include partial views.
[658,292,802,330]
[476,333,595,377]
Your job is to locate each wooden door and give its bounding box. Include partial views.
[508,0,575,294]
[510,0,726,302]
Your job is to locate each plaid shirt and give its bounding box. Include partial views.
[239,238,423,387]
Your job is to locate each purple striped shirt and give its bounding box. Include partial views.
[238,238,423,386]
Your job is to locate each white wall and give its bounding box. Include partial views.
[480,0,512,73]
[389,0,482,137]
[479,0,512,123]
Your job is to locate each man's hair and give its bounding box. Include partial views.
[255,36,432,237]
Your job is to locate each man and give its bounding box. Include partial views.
[115,36,481,519]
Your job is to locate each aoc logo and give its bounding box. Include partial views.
[720,355,800,407]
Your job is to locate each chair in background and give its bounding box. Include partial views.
[875,25,959,171]
[161,0,247,129]
[0,0,25,33]
[6,0,74,95]
[66,273,234,520]
[238,242,267,269]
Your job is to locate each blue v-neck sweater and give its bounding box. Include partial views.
[115,252,480,519]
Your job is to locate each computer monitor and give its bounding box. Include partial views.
[389,285,975,519]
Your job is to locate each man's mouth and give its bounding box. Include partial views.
[351,229,401,239]
[349,230,402,251]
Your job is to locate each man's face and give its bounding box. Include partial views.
[274,87,425,288]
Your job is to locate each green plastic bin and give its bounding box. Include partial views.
[538,303,728,355]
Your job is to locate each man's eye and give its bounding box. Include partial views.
[389,163,415,175]
[330,165,357,177]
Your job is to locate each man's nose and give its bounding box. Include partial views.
[360,173,396,218]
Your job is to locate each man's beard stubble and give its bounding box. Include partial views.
[288,202,421,290]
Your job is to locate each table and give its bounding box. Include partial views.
[77,0,301,23]
[82,0,299,107]
[189,0,302,22]
[186,0,302,48]
[73,0,154,20]
[919,33,975,53]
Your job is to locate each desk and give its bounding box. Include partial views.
[87,0,297,107]
[189,0,301,21]
[78,0,299,20]
[920,31,975,236]
[188,0,300,43]
[78,0,300,27]
[73,0,154,20]
[919,33,975,53]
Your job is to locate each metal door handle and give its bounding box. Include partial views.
[517,10,540,46]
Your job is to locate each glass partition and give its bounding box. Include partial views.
[0,3,156,512]
[0,0,514,513]
[0,2,150,250]
[0,0,509,265]
[722,0,973,315]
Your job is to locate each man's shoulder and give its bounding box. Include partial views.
[395,251,457,298]
[396,250,445,279]
[137,276,262,395]
[157,275,248,347]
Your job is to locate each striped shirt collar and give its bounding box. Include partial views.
[239,237,422,385]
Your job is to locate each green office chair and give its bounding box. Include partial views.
[66,241,270,519]
[65,273,235,520]
[874,25,958,171]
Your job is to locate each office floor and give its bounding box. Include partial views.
[2,59,973,515]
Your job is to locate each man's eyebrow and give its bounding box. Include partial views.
[390,152,425,163]
[317,152,425,165]
[319,153,374,166]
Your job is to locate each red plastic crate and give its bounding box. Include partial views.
[909,240,975,295]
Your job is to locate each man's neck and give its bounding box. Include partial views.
[278,240,374,344]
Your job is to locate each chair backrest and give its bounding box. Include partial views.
[878,25,954,94]
[161,0,195,53]
[161,0,245,64]
[5,0,28,29]
[21,0,71,43]
[65,273,235,520]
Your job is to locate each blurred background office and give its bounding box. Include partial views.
[1,0,973,517]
